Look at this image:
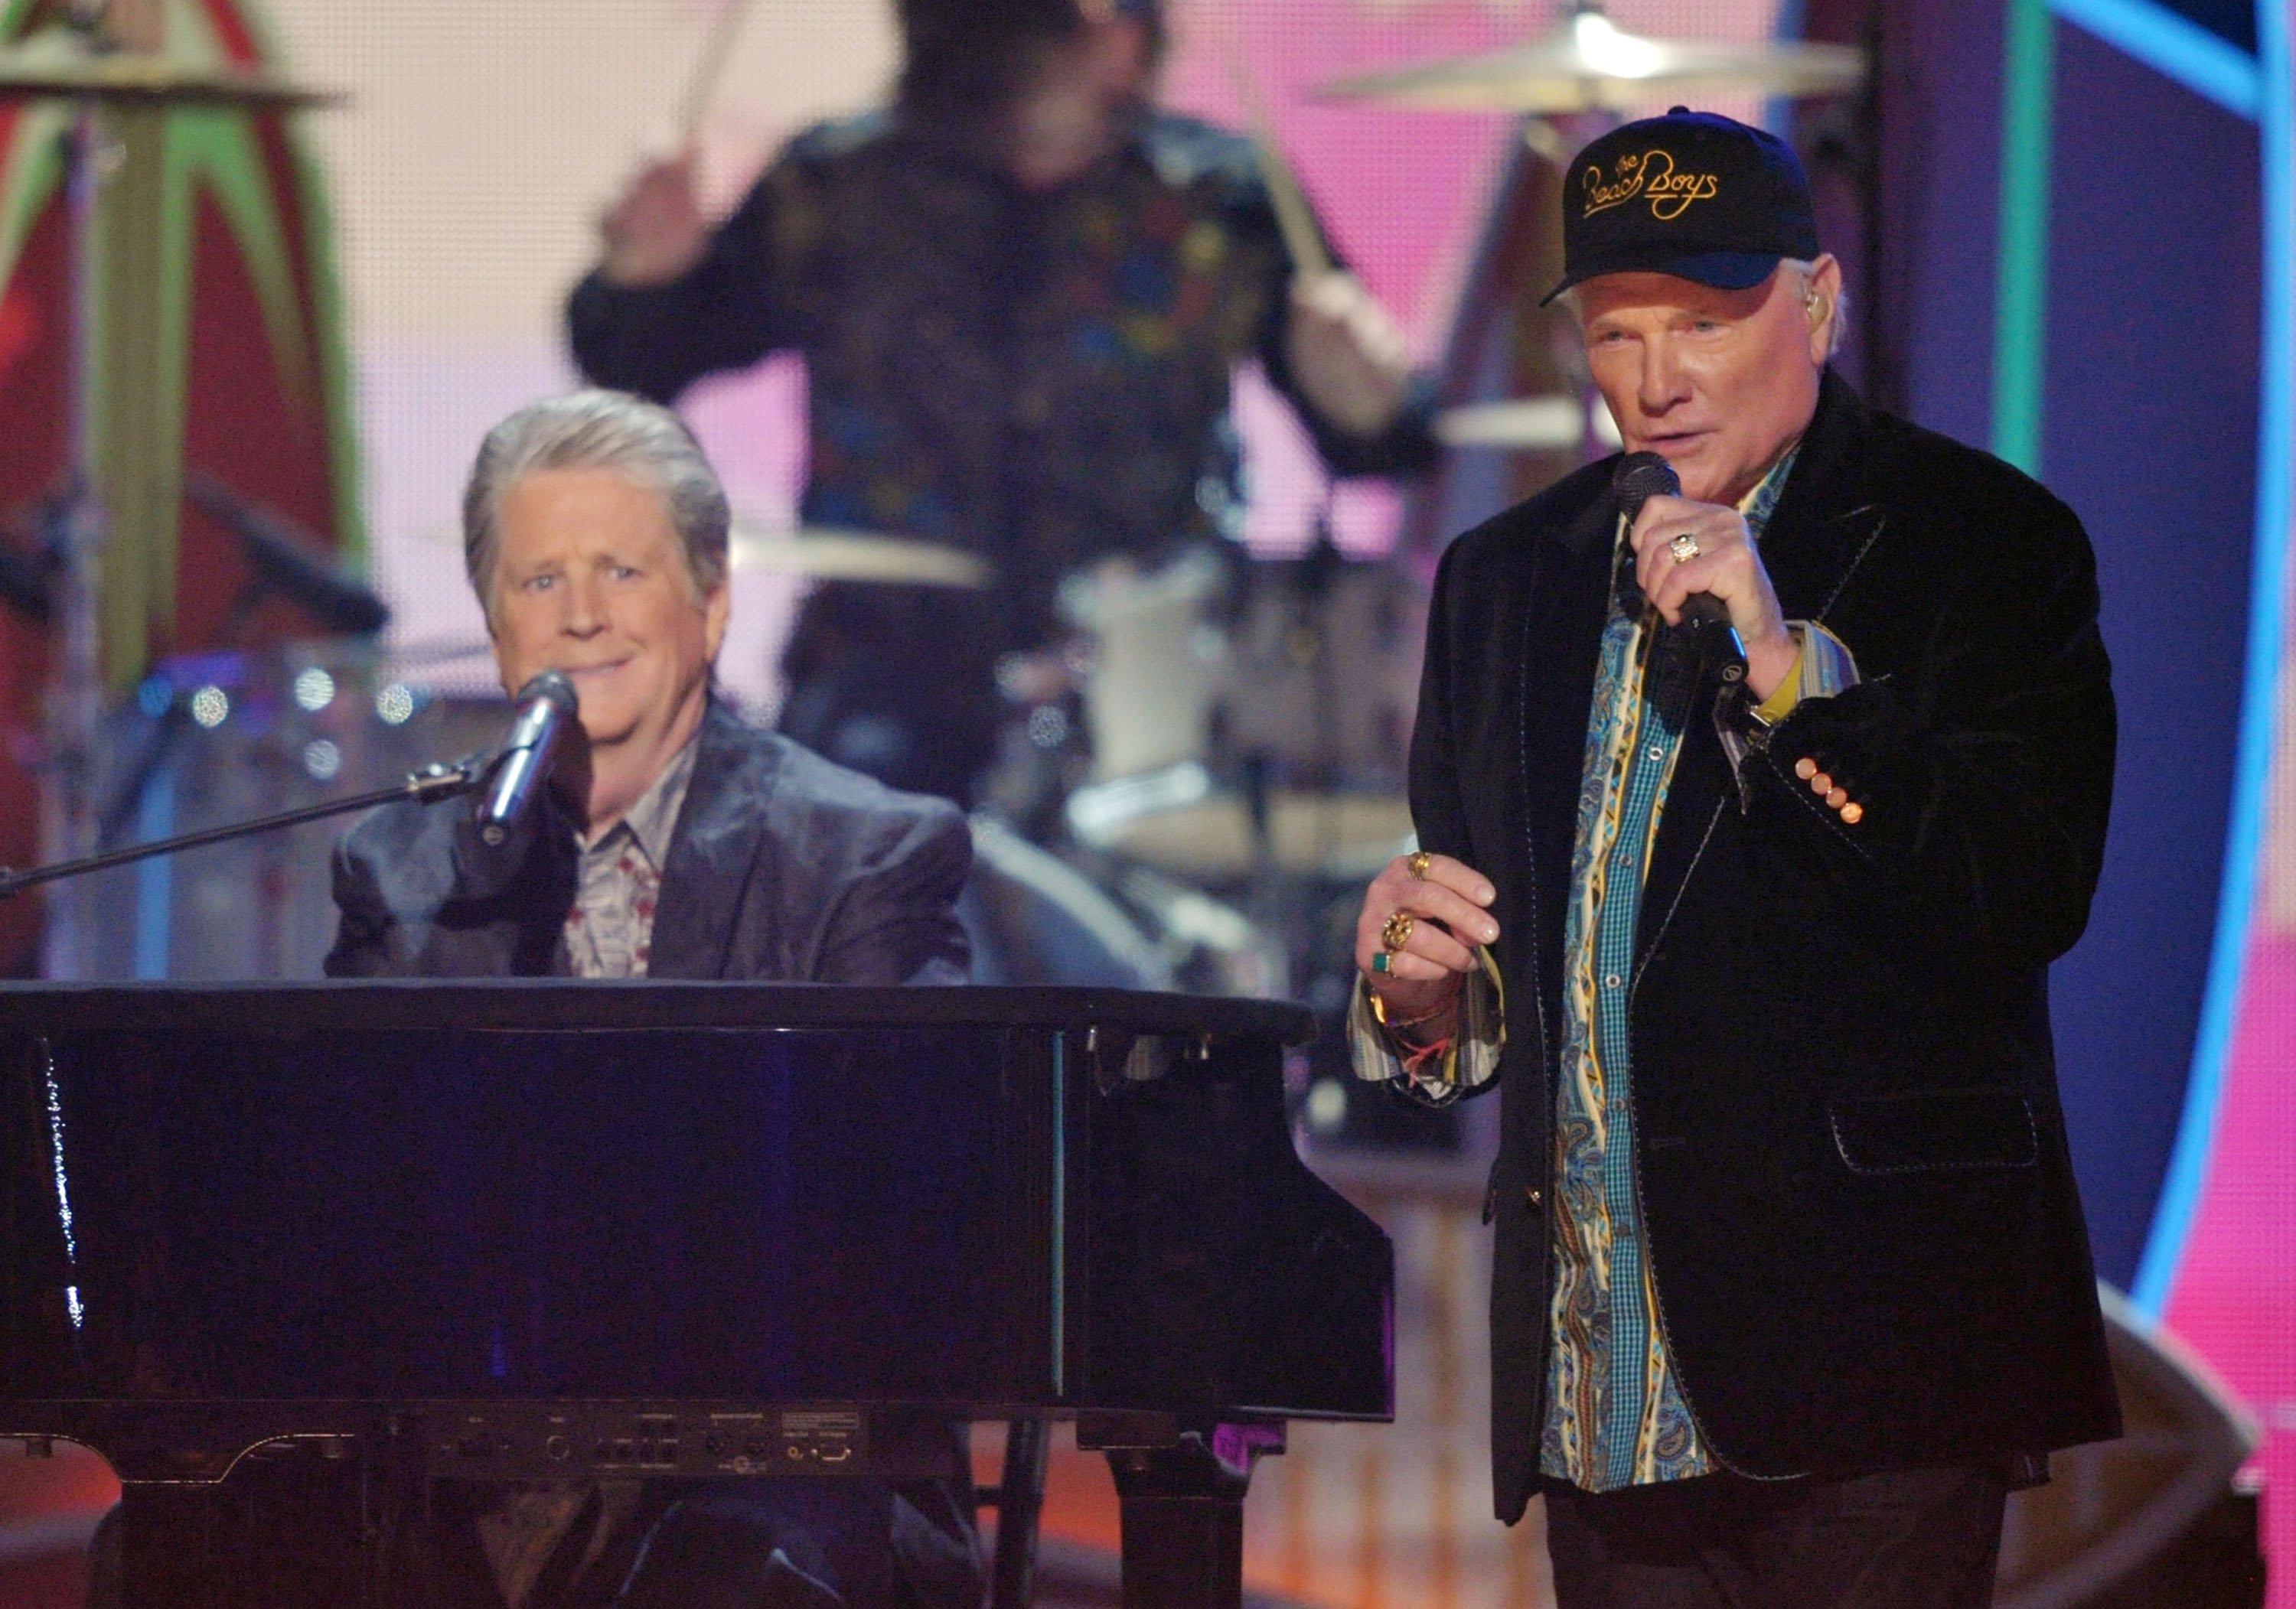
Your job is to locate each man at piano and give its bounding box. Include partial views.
[327,388,971,992]
[324,389,983,1606]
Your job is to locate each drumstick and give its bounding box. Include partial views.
[1252,125,1333,281]
[1201,5,1333,278]
[673,0,756,142]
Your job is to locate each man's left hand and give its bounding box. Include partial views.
[1630,493,1799,701]
[1286,271,1414,438]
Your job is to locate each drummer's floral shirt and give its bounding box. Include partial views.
[569,107,1437,655]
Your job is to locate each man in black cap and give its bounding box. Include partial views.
[1347,109,2120,1602]
[569,0,1435,809]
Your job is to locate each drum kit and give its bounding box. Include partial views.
[0,6,343,979]
[0,4,1866,1094]
[951,3,1870,1146]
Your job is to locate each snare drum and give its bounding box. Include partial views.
[1057,549,1229,783]
[1062,547,1424,884]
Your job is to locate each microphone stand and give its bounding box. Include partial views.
[0,761,484,903]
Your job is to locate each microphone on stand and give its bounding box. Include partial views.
[1612,451,1748,686]
[185,472,390,636]
[475,672,579,846]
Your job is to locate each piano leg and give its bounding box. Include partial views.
[1098,1422,1283,1609]
[106,1435,424,1608]
[115,1483,231,1607]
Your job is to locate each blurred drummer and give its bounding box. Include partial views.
[568,0,1437,808]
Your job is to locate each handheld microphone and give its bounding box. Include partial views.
[1611,452,1747,686]
[475,671,579,846]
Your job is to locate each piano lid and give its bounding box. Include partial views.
[0,981,1316,1042]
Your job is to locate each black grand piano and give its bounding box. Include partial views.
[0,982,1393,1607]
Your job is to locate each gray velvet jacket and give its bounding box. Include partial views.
[321,700,981,1604]
[325,699,971,985]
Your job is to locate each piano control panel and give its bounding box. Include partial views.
[424,1405,872,1482]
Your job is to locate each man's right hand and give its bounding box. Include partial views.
[598,152,709,288]
[1353,852,1498,1039]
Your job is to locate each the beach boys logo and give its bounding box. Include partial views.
[1580,148,1720,222]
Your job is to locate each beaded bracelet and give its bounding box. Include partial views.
[1368,988,1451,1037]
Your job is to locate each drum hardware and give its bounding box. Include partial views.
[0,643,452,978]
[1042,526,1437,1151]
[1065,775,1417,887]
[79,476,389,851]
[1314,1,1867,115]
[1521,117,1574,166]
[993,643,1088,710]
[1052,533,1421,887]
[1108,859,1284,999]
[1056,548,1229,784]
[0,31,341,109]
[420,518,993,591]
[963,813,1176,991]
[186,472,390,640]
[727,523,993,590]
[962,813,1280,998]
[0,675,478,908]
[1,10,340,979]
[0,496,63,626]
[1433,394,1587,452]
[1065,761,1215,844]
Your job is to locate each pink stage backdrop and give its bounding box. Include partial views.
[2167,909,2296,1589]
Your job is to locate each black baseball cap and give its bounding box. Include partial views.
[1541,108,1818,305]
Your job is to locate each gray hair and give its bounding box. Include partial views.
[461,389,730,614]
[1555,256,1850,359]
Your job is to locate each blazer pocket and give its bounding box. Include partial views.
[1828,1086,2039,1176]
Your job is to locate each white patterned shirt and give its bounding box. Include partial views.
[561,741,696,979]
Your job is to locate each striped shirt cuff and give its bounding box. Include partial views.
[1751,620,1861,725]
[1345,946,1506,1104]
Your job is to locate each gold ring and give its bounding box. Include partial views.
[1405,850,1431,880]
[1380,910,1415,952]
[1668,533,1701,565]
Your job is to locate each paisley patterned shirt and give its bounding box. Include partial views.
[1344,453,1864,1490]
[1540,451,1803,1491]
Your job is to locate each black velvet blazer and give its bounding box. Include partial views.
[1413,373,2122,1519]
[325,699,971,985]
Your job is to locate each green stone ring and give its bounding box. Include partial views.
[1371,951,1392,973]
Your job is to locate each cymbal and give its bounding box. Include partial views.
[1433,395,1585,451]
[0,37,340,108]
[1317,5,1865,114]
[413,520,990,590]
[729,525,991,589]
